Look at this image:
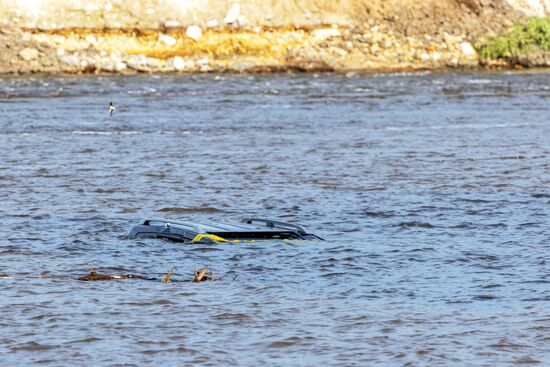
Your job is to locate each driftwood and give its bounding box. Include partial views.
[76,266,216,283]
[192,266,214,282]
[162,267,173,283]
[78,268,148,281]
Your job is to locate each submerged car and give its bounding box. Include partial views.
[128,217,323,243]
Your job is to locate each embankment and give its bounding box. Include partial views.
[0,0,547,74]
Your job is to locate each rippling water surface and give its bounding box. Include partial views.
[0,72,549,366]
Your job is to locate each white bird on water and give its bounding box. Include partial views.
[109,101,116,117]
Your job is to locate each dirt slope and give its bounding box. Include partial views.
[0,0,533,73]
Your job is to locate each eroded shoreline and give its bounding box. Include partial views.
[2,0,549,75]
[1,25,482,75]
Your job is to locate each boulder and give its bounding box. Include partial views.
[185,25,202,41]
[459,41,476,56]
[159,34,177,47]
[206,19,219,28]
[223,3,240,24]
[19,47,39,61]
[312,28,341,40]
[506,0,550,17]
[164,20,182,28]
[196,57,212,71]
[236,15,248,27]
[60,54,80,67]
[126,55,157,72]
[173,56,186,70]
[115,61,127,72]
[85,35,97,44]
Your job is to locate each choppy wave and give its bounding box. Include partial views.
[0,71,549,366]
[72,130,141,135]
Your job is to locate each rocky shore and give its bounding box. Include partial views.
[0,0,546,74]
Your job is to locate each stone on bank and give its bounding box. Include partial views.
[19,47,39,61]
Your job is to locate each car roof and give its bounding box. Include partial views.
[140,217,307,235]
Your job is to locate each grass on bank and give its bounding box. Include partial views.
[478,17,550,60]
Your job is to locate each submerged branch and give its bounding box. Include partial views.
[75,266,218,283]
[78,268,150,281]
[2,266,225,283]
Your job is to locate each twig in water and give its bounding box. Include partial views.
[162,267,173,283]
[192,266,213,282]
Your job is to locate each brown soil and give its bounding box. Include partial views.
[352,0,523,38]
[0,0,529,74]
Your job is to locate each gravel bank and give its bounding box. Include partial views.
[0,0,534,74]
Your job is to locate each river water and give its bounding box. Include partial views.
[0,72,548,366]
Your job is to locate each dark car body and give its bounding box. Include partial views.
[128,217,323,243]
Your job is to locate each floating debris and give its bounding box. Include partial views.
[75,266,217,283]
[2,267,222,283]
[78,268,147,281]
[193,266,214,282]
[162,267,173,283]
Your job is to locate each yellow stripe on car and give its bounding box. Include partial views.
[192,234,241,243]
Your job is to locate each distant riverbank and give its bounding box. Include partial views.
[1,26,482,74]
[1,0,549,74]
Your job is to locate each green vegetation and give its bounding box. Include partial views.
[478,17,550,60]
